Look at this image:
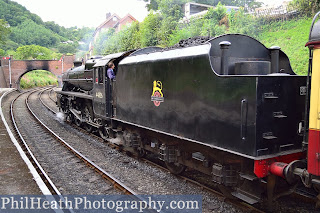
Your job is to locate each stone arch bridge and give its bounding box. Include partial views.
[0,55,75,88]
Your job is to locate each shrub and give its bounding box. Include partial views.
[20,70,58,89]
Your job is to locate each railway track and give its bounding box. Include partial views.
[39,88,265,213]
[10,88,138,197]
[18,86,316,212]
[48,88,57,103]
[10,89,60,196]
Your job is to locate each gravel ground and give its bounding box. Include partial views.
[4,88,318,212]
[42,89,320,213]
[0,89,42,194]
[35,89,245,213]
[8,90,119,195]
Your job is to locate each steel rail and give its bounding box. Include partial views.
[41,88,319,212]
[48,88,57,103]
[39,88,265,212]
[65,124,266,213]
[30,89,137,196]
[10,88,61,196]
[139,158,265,213]
[39,87,56,114]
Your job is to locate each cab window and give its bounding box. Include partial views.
[98,67,103,84]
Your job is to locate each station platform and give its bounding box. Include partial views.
[0,89,43,194]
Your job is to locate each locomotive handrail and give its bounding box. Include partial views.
[309,11,320,41]
[240,99,248,141]
[306,11,320,47]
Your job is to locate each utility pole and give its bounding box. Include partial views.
[60,55,64,74]
[9,55,12,88]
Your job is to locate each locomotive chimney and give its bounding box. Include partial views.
[106,12,111,19]
[270,46,281,73]
[73,61,82,68]
[219,41,231,75]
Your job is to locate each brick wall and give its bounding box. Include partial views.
[0,55,75,88]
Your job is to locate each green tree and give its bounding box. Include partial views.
[45,21,61,34]
[0,0,43,27]
[0,0,95,54]
[144,0,159,11]
[117,22,141,51]
[158,15,179,46]
[6,49,16,57]
[15,45,54,60]
[93,28,115,55]
[144,0,218,11]
[144,0,262,10]
[290,0,320,17]
[0,19,10,44]
[211,0,262,8]
[57,42,77,54]
[157,0,186,18]
[140,12,161,47]
[204,2,227,22]
[102,35,120,54]
[0,48,5,56]
[2,40,19,51]
[145,0,187,46]
[11,20,61,47]
[169,17,204,45]
[229,8,260,37]
[168,3,228,45]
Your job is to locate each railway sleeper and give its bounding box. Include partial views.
[60,100,289,207]
[231,179,263,204]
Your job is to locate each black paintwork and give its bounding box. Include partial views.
[256,76,306,155]
[114,34,306,157]
[92,66,107,117]
[60,34,307,158]
[309,14,320,43]
[92,51,135,118]
[62,66,93,91]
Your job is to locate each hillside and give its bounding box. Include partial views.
[0,0,93,54]
[258,17,312,75]
[0,0,313,76]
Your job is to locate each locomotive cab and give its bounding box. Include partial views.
[91,51,135,120]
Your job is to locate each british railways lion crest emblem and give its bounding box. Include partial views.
[151,80,164,107]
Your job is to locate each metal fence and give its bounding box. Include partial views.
[252,4,299,21]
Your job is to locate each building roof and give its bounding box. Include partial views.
[93,13,121,37]
[119,13,137,24]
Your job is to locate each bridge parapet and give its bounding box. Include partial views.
[0,55,75,88]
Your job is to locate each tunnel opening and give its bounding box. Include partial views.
[18,70,58,90]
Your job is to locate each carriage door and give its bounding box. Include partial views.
[93,66,106,117]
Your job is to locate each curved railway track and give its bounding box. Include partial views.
[8,86,314,212]
[10,88,138,197]
[34,89,137,195]
[48,88,57,103]
[10,89,60,195]
[39,87,265,213]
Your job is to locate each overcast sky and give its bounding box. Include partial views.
[12,0,150,28]
[12,0,288,28]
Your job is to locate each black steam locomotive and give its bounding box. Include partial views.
[57,34,311,204]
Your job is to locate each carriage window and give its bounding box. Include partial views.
[98,67,103,84]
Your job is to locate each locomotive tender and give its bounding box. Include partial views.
[57,20,320,205]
